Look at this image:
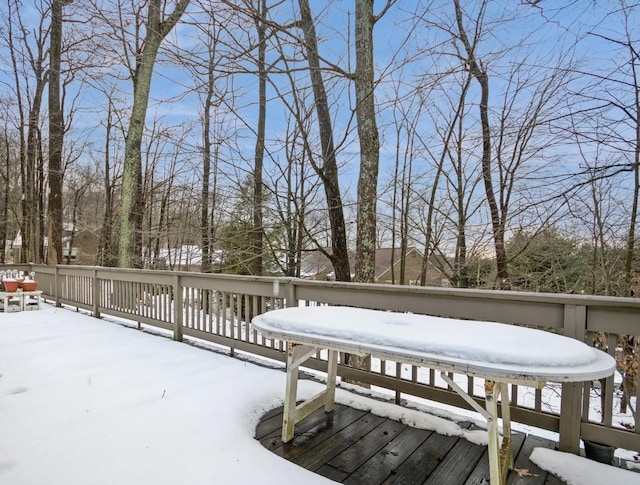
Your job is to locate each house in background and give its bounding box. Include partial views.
[299,246,448,287]
[64,229,100,265]
[374,247,447,286]
[299,248,357,280]
[10,225,100,265]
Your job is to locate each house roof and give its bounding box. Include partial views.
[299,246,445,283]
[299,247,356,278]
[373,247,420,279]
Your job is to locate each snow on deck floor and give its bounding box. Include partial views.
[1,303,639,484]
[1,304,332,484]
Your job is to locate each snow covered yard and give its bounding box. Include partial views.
[1,303,639,484]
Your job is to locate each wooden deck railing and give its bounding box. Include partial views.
[13,264,640,455]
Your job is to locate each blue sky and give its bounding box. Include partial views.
[0,0,637,251]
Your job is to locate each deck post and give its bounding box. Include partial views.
[284,278,298,308]
[54,265,61,307]
[92,268,100,318]
[173,274,183,342]
[559,304,587,453]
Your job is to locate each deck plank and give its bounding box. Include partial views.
[328,418,407,474]
[259,404,350,447]
[256,404,573,484]
[464,431,526,485]
[382,428,467,484]
[344,426,433,484]
[316,464,350,483]
[422,431,486,484]
[507,435,557,485]
[293,413,388,471]
[275,407,369,461]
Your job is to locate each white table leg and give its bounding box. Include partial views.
[281,343,331,443]
[499,382,513,470]
[325,349,338,412]
[282,343,300,443]
[485,380,501,485]
[441,373,513,484]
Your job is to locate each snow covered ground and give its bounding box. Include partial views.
[1,303,639,484]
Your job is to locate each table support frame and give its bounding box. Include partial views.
[280,343,546,485]
[282,343,338,443]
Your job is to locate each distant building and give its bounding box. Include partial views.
[299,248,356,281]
[63,229,100,265]
[153,245,224,271]
[299,246,448,286]
[10,225,100,265]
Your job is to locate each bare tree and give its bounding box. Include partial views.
[250,0,267,276]
[430,72,479,288]
[46,0,69,265]
[0,99,19,263]
[63,164,94,264]
[94,88,124,268]
[2,0,49,263]
[452,0,508,287]
[296,0,351,281]
[567,2,640,414]
[451,0,574,288]
[197,18,222,274]
[353,0,395,282]
[118,0,190,268]
[585,11,640,297]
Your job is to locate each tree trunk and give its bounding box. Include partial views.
[46,0,65,266]
[24,64,45,263]
[0,126,9,264]
[65,191,82,265]
[297,0,350,281]
[201,67,213,273]
[98,98,115,267]
[5,0,26,263]
[354,0,379,283]
[252,0,266,276]
[623,56,640,295]
[155,188,170,267]
[453,0,508,288]
[118,0,190,268]
[620,336,638,414]
[454,93,470,288]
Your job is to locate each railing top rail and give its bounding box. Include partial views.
[21,264,640,310]
[290,278,640,309]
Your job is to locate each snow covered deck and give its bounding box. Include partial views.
[2,303,638,484]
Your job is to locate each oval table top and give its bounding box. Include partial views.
[252,306,616,383]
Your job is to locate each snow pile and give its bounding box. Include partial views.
[530,448,640,484]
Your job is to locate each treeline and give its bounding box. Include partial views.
[0,0,638,295]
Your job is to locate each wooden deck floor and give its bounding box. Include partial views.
[256,403,567,485]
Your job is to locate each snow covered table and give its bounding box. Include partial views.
[251,306,615,485]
